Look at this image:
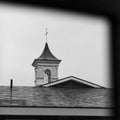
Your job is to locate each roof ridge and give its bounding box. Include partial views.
[42,75,104,88]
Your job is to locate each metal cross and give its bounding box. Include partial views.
[45,28,48,42]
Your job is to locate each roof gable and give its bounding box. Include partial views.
[43,76,104,88]
[46,80,94,88]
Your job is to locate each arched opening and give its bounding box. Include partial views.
[45,69,51,83]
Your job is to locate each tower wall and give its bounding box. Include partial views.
[34,63,59,86]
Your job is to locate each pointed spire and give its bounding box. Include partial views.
[37,29,60,61]
[38,42,59,60]
[32,29,61,67]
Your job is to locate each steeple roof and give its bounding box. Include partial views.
[38,42,59,60]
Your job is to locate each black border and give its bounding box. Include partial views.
[0,0,117,119]
[0,115,114,120]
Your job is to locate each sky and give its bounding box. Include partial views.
[0,3,111,87]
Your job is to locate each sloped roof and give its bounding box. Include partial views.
[38,42,59,60]
[42,76,104,88]
[32,42,61,67]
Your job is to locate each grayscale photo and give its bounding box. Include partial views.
[0,3,112,108]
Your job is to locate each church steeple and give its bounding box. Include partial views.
[32,31,61,86]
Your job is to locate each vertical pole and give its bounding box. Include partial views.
[10,79,13,105]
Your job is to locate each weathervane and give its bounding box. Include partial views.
[45,28,48,42]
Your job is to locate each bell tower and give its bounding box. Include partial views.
[32,30,61,86]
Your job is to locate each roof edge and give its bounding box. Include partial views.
[42,76,105,88]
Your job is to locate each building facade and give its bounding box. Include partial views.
[32,42,61,86]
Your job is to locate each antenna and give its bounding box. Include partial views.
[45,28,48,42]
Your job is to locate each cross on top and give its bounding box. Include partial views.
[45,28,48,42]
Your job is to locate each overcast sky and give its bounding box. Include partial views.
[0,3,111,87]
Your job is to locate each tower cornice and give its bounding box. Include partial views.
[32,59,61,67]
